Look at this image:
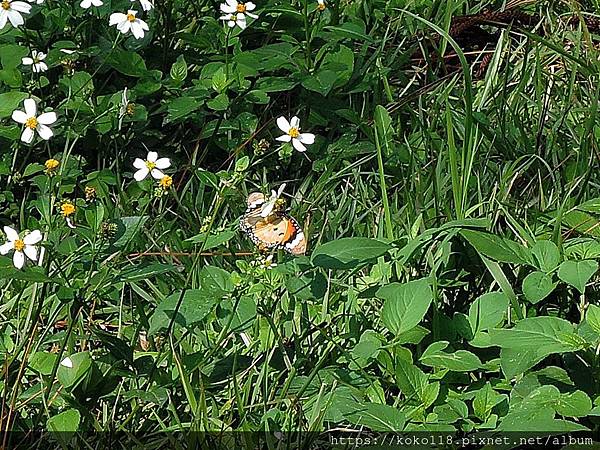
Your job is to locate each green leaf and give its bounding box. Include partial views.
[29,352,58,376]
[555,390,592,417]
[57,352,92,389]
[585,304,600,336]
[490,317,584,377]
[106,50,148,77]
[0,91,29,118]
[557,260,598,293]
[378,278,433,336]
[148,289,220,335]
[420,341,482,371]
[186,230,236,250]
[460,229,531,265]
[206,93,229,111]
[522,271,556,304]
[344,403,405,431]
[166,97,201,123]
[47,409,80,446]
[473,383,505,421]
[311,237,391,269]
[112,216,149,248]
[170,55,188,83]
[531,240,561,272]
[0,44,28,69]
[468,292,508,333]
[395,359,439,407]
[323,21,372,43]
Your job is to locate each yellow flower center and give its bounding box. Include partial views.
[127,12,136,22]
[14,239,25,252]
[145,160,156,170]
[45,159,60,171]
[288,127,300,138]
[236,3,246,12]
[126,103,135,115]
[1,0,10,10]
[61,203,76,217]
[159,175,173,188]
[317,3,326,11]
[25,117,38,129]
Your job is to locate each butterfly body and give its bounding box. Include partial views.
[240,188,306,255]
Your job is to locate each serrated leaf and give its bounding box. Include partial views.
[468,292,508,333]
[378,278,433,336]
[522,271,556,304]
[558,260,598,293]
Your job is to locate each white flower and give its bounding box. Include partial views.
[276,116,316,152]
[261,255,277,269]
[22,50,48,73]
[0,0,31,30]
[132,0,152,11]
[317,0,326,10]
[219,0,258,29]
[109,10,149,39]
[260,183,286,218]
[133,151,171,181]
[0,226,42,269]
[11,99,57,144]
[80,0,102,8]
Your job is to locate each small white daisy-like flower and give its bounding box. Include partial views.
[0,226,42,269]
[80,0,102,8]
[317,0,326,11]
[260,183,286,218]
[0,0,31,30]
[261,255,277,270]
[133,151,171,181]
[276,116,316,152]
[22,50,48,73]
[11,99,57,144]
[109,10,149,39]
[132,0,152,11]
[219,0,258,30]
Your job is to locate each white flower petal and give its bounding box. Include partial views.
[23,229,42,245]
[23,99,36,117]
[117,20,131,33]
[0,12,8,30]
[36,124,53,140]
[3,226,18,242]
[37,111,57,125]
[146,151,158,162]
[23,245,37,262]
[299,133,315,144]
[276,116,291,133]
[11,110,27,124]
[134,167,149,181]
[109,12,126,25]
[6,9,24,27]
[133,158,146,169]
[37,52,46,60]
[21,127,34,144]
[80,0,92,8]
[246,12,258,19]
[0,242,13,255]
[276,134,292,142]
[13,251,24,269]
[290,116,300,128]
[236,14,247,29]
[154,158,170,169]
[292,138,307,152]
[245,2,256,10]
[131,21,145,39]
[150,168,164,179]
[22,57,33,65]
[10,1,31,12]
[33,62,48,73]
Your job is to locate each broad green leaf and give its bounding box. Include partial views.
[199,265,233,295]
[311,237,391,269]
[149,289,220,335]
[585,304,600,336]
[522,271,556,304]
[29,352,58,376]
[186,230,236,250]
[420,341,482,371]
[57,352,92,389]
[0,44,28,69]
[555,390,592,417]
[468,292,508,333]
[166,97,201,123]
[395,359,439,407]
[460,229,531,265]
[378,278,433,335]
[473,382,506,421]
[0,91,29,118]
[218,296,256,332]
[344,403,405,431]
[112,216,149,248]
[47,409,80,446]
[557,260,598,293]
[531,240,561,272]
[170,55,188,83]
[106,50,148,77]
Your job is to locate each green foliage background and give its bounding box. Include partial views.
[2,0,600,447]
